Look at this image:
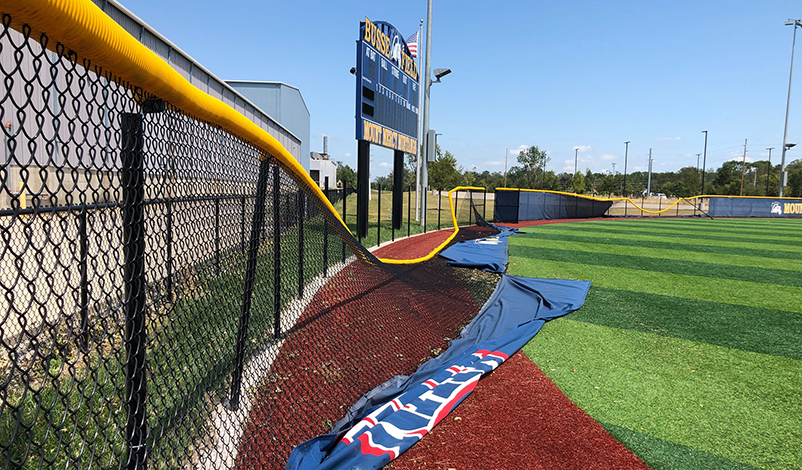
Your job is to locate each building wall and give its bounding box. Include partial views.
[227,82,311,172]
[89,0,302,161]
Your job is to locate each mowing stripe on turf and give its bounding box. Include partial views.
[531,223,802,248]
[523,320,802,470]
[509,257,802,314]
[514,230,802,260]
[600,422,763,470]
[511,245,802,288]
[586,219,802,237]
[569,286,802,360]
[512,237,802,272]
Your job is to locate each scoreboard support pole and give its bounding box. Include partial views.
[392,149,404,230]
[357,139,371,239]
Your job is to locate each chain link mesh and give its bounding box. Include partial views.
[0,15,499,469]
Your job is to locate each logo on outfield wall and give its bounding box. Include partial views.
[771,202,783,215]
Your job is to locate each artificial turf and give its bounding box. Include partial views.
[511,218,802,470]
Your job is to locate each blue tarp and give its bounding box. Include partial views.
[708,197,802,218]
[285,275,591,470]
[438,225,521,273]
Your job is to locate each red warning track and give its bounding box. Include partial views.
[378,221,649,470]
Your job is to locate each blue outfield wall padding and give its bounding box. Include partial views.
[285,275,591,470]
[494,190,520,223]
[519,191,612,221]
[438,224,520,273]
[708,197,802,218]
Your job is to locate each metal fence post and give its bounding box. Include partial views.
[342,188,347,263]
[468,191,472,226]
[215,197,220,276]
[240,196,245,254]
[323,180,329,277]
[274,170,282,338]
[78,206,89,352]
[483,190,487,221]
[297,190,304,299]
[437,189,441,230]
[423,186,428,233]
[120,111,147,470]
[391,183,395,242]
[377,184,381,247]
[166,197,173,300]
[229,158,271,410]
[407,184,411,238]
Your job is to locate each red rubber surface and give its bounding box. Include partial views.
[381,221,649,470]
[388,352,649,470]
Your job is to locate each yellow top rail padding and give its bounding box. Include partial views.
[2,0,350,232]
[378,186,486,265]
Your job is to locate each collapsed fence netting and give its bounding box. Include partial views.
[0,6,503,470]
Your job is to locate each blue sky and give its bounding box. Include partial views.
[124,0,802,177]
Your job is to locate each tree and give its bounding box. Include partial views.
[428,150,463,190]
[517,146,549,188]
[336,161,356,188]
[787,159,802,197]
[570,172,586,194]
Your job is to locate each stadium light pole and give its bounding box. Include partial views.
[420,0,451,226]
[780,19,802,197]
[766,147,773,195]
[623,141,630,197]
[700,130,708,196]
[573,147,578,175]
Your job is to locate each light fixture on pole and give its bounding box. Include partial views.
[573,147,579,175]
[700,130,708,196]
[623,141,630,215]
[783,143,797,191]
[780,19,802,197]
[766,147,774,196]
[420,0,452,227]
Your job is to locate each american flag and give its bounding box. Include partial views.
[406,31,418,58]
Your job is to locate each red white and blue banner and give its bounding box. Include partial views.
[286,275,591,470]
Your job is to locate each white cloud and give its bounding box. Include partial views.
[378,161,391,168]
[656,136,682,141]
[510,145,529,155]
[573,145,591,152]
[344,153,352,158]
[600,154,617,161]
[484,160,505,166]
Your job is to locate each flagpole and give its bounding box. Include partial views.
[415,19,423,221]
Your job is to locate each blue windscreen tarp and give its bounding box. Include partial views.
[438,225,521,273]
[708,197,802,218]
[286,275,591,470]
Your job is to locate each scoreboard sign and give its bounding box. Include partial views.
[355,18,419,155]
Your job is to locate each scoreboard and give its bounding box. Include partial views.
[355,18,419,155]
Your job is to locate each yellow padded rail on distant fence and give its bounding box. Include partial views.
[1,0,350,232]
[378,186,486,265]
[496,188,802,215]
[496,187,692,215]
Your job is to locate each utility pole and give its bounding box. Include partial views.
[646,148,653,196]
[766,147,774,195]
[700,130,708,196]
[420,0,433,226]
[780,19,802,197]
[696,153,701,178]
[503,148,508,187]
[415,18,423,221]
[574,147,579,175]
[740,138,747,196]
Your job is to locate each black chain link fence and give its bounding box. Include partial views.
[0,15,499,470]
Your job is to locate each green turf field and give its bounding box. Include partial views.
[511,218,802,470]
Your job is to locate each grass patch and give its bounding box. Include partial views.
[511,218,802,470]
[511,244,802,287]
[601,422,763,470]
[522,320,802,470]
